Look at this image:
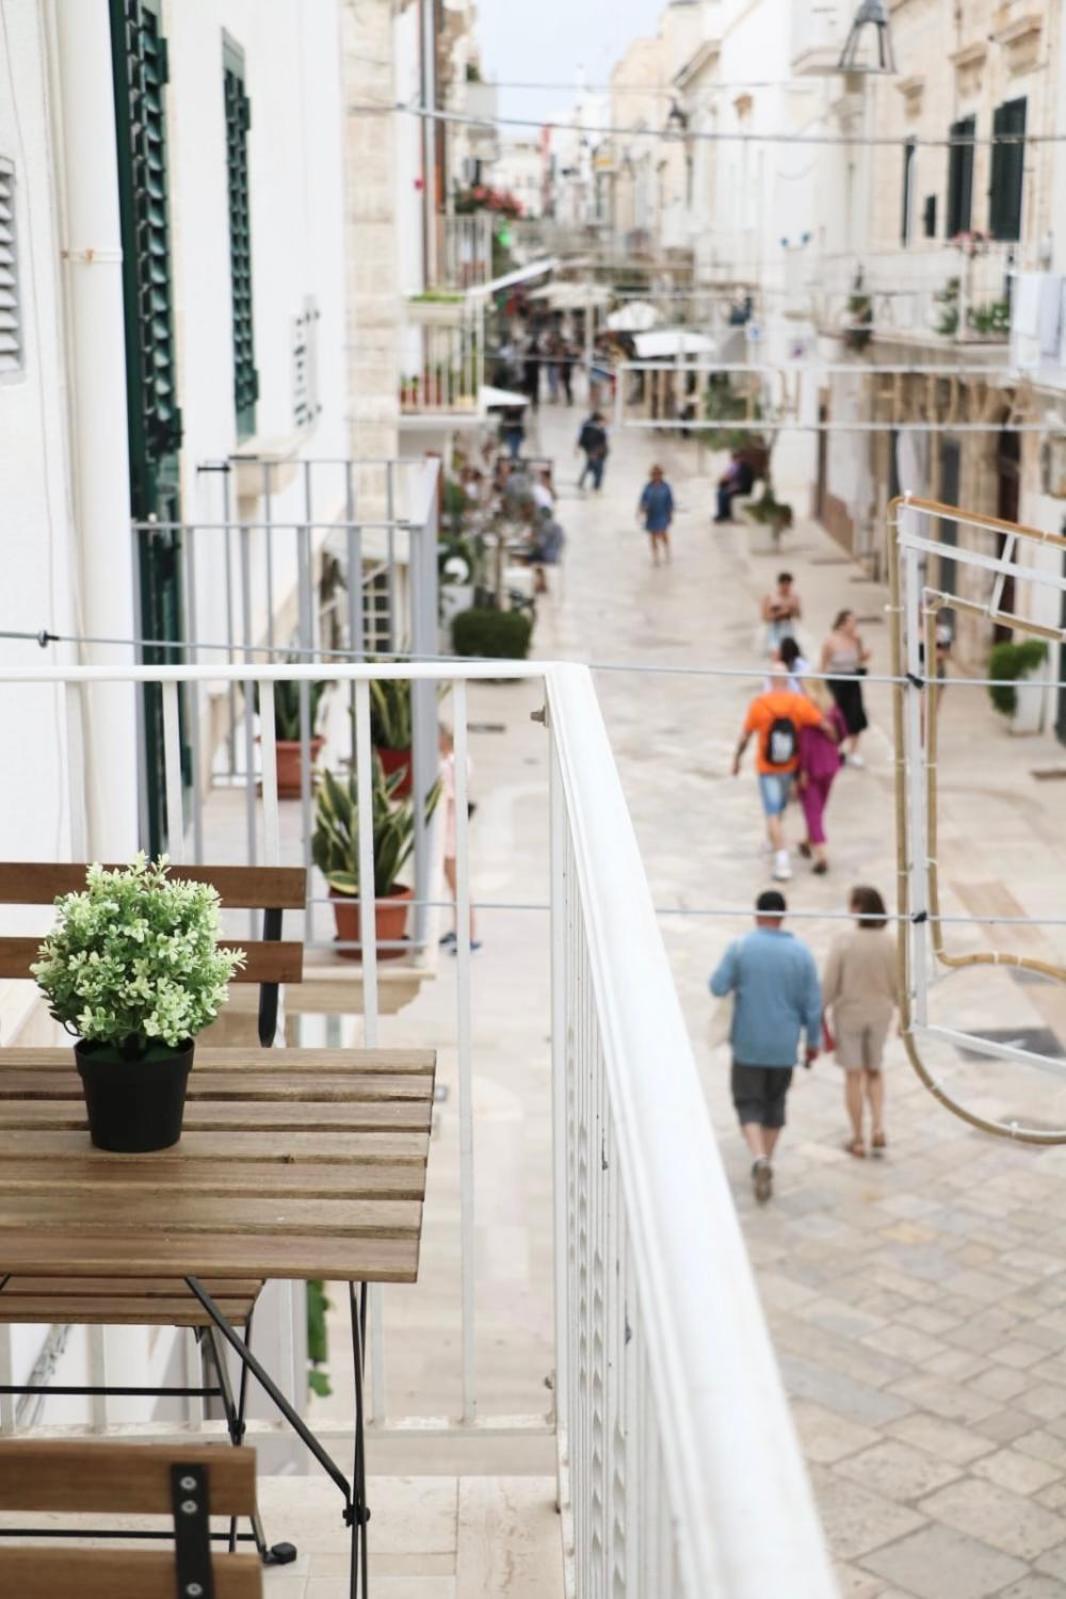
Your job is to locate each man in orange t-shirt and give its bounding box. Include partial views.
[733,669,828,881]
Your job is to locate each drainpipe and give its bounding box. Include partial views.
[48,0,139,857]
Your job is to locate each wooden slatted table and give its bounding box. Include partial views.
[0,1045,435,1596]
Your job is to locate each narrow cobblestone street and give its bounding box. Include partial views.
[528,397,1066,1595]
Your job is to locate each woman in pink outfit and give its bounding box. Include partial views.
[796,680,847,873]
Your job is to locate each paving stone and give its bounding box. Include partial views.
[861,1324,946,1365]
[996,1343,1049,1372]
[922,1348,990,1382]
[836,1563,888,1598]
[973,1410,1040,1446]
[809,1466,926,1561]
[861,1523,1028,1599]
[970,1366,1034,1403]
[836,1440,963,1502]
[886,1414,997,1467]
[1036,1481,1066,1513]
[998,1579,1066,1599]
[791,1400,882,1465]
[919,1477,1066,1561]
[887,1374,1002,1427]
[1016,1431,1066,1471]
[973,1449,1062,1496]
[1036,1542,1066,1580]
[782,1355,915,1428]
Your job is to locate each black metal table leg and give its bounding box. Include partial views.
[186,1275,367,1591]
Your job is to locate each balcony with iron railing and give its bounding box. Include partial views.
[0,647,837,1596]
[810,242,1020,353]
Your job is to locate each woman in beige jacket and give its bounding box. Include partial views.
[823,885,899,1158]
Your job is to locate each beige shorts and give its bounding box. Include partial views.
[835,1020,890,1073]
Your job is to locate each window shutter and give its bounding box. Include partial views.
[900,141,915,245]
[946,115,974,237]
[224,50,258,440]
[116,0,182,464]
[0,160,22,376]
[990,98,1026,242]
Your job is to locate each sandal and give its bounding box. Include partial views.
[844,1138,866,1159]
[871,1133,887,1157]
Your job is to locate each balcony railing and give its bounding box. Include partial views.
[0,656,836,1596]
[399,315,484,416]
[437,212,493,289]
[810,244,1018,347]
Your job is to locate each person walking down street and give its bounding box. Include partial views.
[714,449,755,524]
[500,408,526,462]
[637,464,675,566]
[820,609,871,765]
[709,889,822,1203]
[733,665,828,882]
[761,571,802,656]
[796,679,848,875]
[523,334,541,410]
[765,635,810,693]
[560,334,575,405]
[576,411,609,491]
[822,885,899,1158]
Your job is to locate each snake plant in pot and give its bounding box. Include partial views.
[31,857,245,1151]
[257,673,330,798]
[368,675,415,798]
[312,758,438,960]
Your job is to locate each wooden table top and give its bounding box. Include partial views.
[0,1048,434,1286]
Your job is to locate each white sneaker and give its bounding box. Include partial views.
[772,850,792,881]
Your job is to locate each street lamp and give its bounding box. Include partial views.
[838,0,896,74]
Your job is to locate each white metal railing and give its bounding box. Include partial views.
[399,315,484,415]
[0,659,835,1596]
[437,212,494,289]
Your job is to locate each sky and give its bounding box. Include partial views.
[476,0,666,125]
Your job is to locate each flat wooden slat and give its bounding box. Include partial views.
[0,1159,426,1198]
[0,1441,257,1514]
[0,1100,431,1132]
[2,1277,258,1298]
[0,1232,421,1282]
[0,1047,436,1073]
[0,939,302,983]
[0,1129,429,1163]
[0,1071,432,1104]
[0,1297,257,1325]
[0,1548,261,1599]
[0,1193,421,1239]
[0,862,304,909]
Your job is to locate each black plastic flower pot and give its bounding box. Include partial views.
[74,1039,194,1153]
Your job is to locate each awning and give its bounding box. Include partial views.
[607,300,659,333]
[479,385,531,410]
[467,257,558,300]
[528,282,612,311]
[633,328,716,359]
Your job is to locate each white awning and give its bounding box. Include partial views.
[607,300,659,333]
[633,328,716,359]
[479,385,530,410]
[467,257,558,300]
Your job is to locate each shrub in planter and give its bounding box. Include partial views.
[987,639,1047,718]
[256,673,330,798]
[452,606,534,659]
[368,675,415,797]
[32,857,244,1151]
[312,758,438,961]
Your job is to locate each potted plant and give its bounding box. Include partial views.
[368,676,414,797]
[452,606,534,659]
[312,758,436,960]
[987,639,1048,734]
[257,673,330,798]
[31,857,244,1152]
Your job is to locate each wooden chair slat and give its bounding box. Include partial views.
[0,1047,436,1074]
[0,939,302,983]
[0,862,304,909]
[0,1549,261,1599]
[2,1277,258,1297]
[0,1441,257,1514]
[0,1232,422,1281]
[0,1297,257,1325]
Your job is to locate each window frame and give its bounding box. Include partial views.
[900,138,917,246]
[946,114,975,238]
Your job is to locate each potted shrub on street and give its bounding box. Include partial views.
[987,639,1048,734]
[258,674,330,798]
[451,606,533,659]
[369,676,414,798]
[312,758,437,960]
[31,857,244,1152]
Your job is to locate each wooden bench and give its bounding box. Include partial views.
[0,862,304,1332]
[0,1440,261,1597]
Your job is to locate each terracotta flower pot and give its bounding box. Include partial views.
[374,745,413,799]
[275,736,325,799]
[330,885,412,961]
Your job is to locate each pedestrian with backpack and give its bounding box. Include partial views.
[732,665,830,882]
[576,411,609,491]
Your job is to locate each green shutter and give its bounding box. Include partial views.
[945,115,975,238]
[990,98,1026,243]
[224,45,258,440]
[113,0,182,490]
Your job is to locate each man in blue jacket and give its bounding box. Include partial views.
[709,889,822,1203]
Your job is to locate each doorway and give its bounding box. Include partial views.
[994,424,1020,641]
